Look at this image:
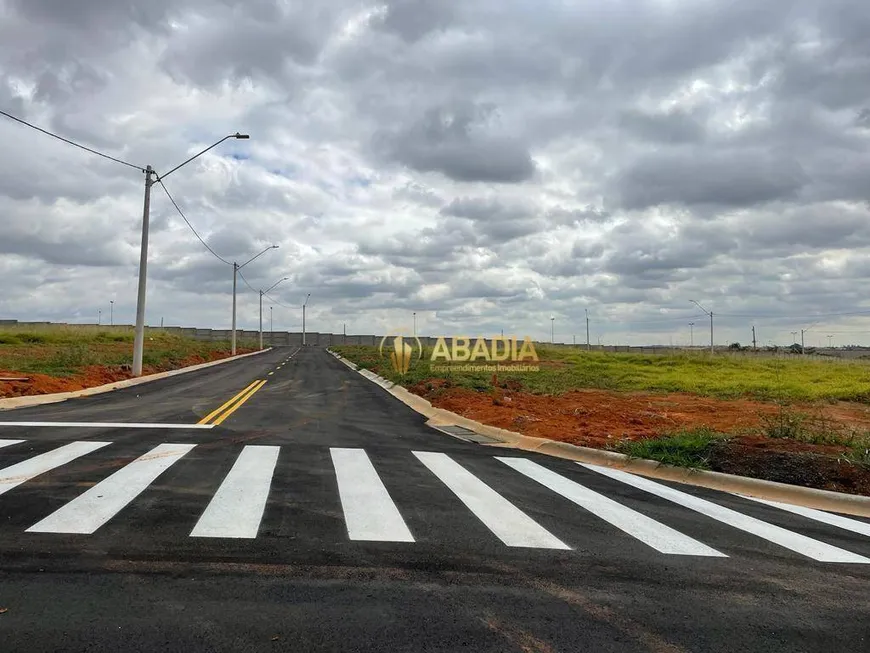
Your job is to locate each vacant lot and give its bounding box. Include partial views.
[0,325,257,397]
[334,345,870,495]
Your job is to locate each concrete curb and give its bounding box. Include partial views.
[0,347,274,411]
[326,348,870,518]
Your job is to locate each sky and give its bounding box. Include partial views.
[2,0,870,347]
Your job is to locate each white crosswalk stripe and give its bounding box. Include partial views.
[332,447,414,542]
[734,494,870,538]
[27,443,196,535]
[191,445,280,539]
[2,439,868,562]
[497,457,725,557]
[0,441,111,497]
[580,463,870,563]
[413,451,570,549]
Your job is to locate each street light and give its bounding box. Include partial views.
[302,293,311,346]
[232,245,279,355]
[791,331,797,344]
[259,276,289,350]
[800,320,822,356]
[132,132,250,376]
[98,309,102,326]
[110,300,114,327]
[690,300,714,354]
[550,316,555,344]
[413,312,417,337]
[270,306,273,345]
[689,322,694,348]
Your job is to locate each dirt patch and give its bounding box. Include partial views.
[708,442,870,496]
[409,380,870,495]
[0,349,256,398]
[416,384,782,448]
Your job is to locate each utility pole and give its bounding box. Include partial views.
[109,300,114,327]
[573,334,576,346]
[752,326,757,350]
[550,316,555,344]
[132,165,154,377]
[302,293,310,346]
[585,309,590,351]
[98,309,102,326]
[690,300,714,355]
[413,312,416,337]
[270,306,273,345]
[231,262,238,353]
[259,277,288,350]
[828,335,833,348]
[791,331,797,344]
[689,322,694,347]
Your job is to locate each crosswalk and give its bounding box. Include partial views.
[0,438,869,564]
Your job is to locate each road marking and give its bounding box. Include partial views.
[268,372,274,376]
[190,446,280,538]
[413,451,569,549]
[0,441,111,496]
[27,443,196,534]
[211,380,267,426]
[197,381,259,424]
[331,448,414,542]
[0,439,24,449]
[497,458,725,557]
[735,494,870,538]
[580,463,870,563]
[0,422,214,429]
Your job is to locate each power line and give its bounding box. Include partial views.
[262,291,294,310]
[0,108,144,172]
[236,268,259,294]
[717,309,870,319]
[157,180,232,266]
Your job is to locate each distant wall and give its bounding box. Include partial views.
[2,320,869,360]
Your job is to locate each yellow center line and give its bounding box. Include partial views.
[211,379,267,426]
[198,381,259,424]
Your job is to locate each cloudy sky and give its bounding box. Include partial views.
[2,0,870,347]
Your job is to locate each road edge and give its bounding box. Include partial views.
[0,347,275,411]
[326,348,870,518]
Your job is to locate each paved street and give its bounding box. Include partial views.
[0,347,869,652]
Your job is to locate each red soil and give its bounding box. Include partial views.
[0,349,257,398]
[409,381,870,457]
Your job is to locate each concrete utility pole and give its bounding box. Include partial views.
[550,316,555,344]
[259,276,288,350]
[132,133,250,376]
[302,293,311,346]
[109,300,114,326]
[232,245,279,355]
[413,312,416,337]
[690,300,714,354]
[689,322,694,347]
[752,326,757,350]
[98,309,102,326]
[585,309,590,351]
[270,306,273,345]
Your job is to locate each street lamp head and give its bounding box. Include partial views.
[270,244,279,249]
[234,133,250,139]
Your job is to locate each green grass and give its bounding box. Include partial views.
[0,325,257,377]
[612,428,726,470]
[332,345,870,403]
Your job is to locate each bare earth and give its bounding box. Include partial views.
[409,380,870,495]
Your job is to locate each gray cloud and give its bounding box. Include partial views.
[373,103,536,183]
[3,0,870,346]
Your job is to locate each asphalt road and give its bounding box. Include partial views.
[0,346,869,652]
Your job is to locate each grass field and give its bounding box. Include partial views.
[333,345,870,404]
[0,325,257,377]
